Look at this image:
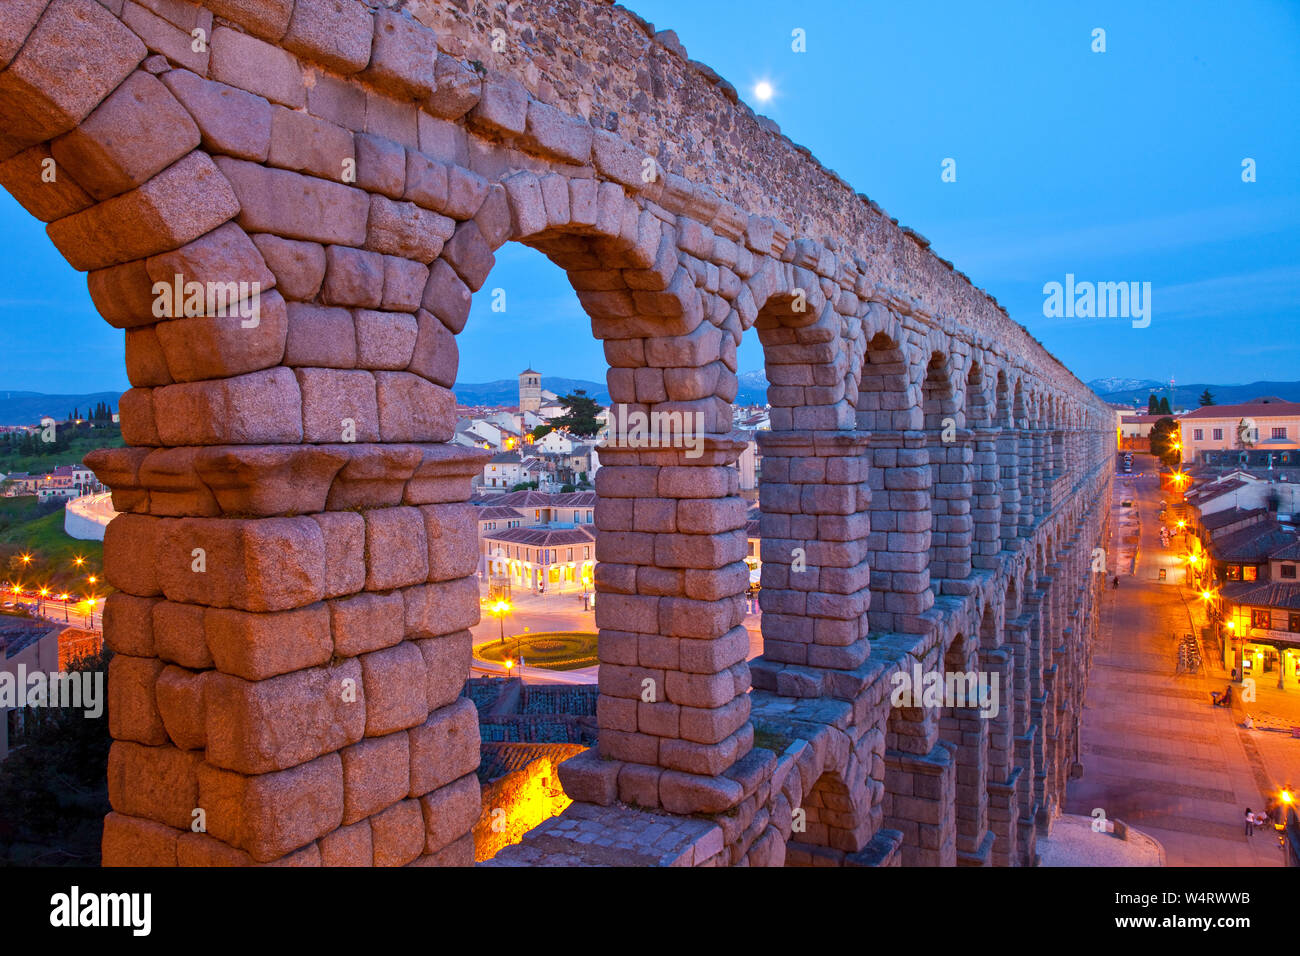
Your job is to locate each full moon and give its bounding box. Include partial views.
[754,81,774,102]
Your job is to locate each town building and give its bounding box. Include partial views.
[480,523,595,594]
[1181,397,1300,465]
[1118,413,1169,452]
[470,490,598,590]
[519,368,542,414]
[1184,475,1300,687]
[0,618,64,763]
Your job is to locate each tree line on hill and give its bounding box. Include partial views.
[66,402,114,423]
[1144,390,1215,414]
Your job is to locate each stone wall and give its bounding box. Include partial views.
[0,0,1114,866]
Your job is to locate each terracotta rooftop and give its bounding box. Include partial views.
[1221,581,1300,611]
[1211,521,1298,562]
[475,506,526,520]
[482,525,596,547]
[1181,398,1300,420]
[1201,506,1268,531]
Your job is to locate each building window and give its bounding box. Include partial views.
[1243,565,1257,582]
[1251,608,1272,629]
[1281,563,1297,579]
[1290,613,1300,633]
[583,546,591,559]
[566,548,573,562]
[1193,428,1203,440]
[1212,428,1222,440]
[1272,427,1287,439]
[1226,565,1242,581]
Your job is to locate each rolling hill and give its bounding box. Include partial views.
[1096,380,1300,408]
[0,391,120,427]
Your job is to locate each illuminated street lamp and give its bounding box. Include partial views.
[490,598,512,645]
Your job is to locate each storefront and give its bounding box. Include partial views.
[1223,605,1300,688]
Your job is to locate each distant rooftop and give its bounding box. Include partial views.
[1182,398,1300,420]
[0,617,58,660]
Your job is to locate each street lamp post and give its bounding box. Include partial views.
[490,599,512,645]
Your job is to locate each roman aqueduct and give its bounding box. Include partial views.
[0,0,1113,866]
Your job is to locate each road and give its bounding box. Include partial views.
[64,491,116,541]
[3,594,102,630]
[1064,456,1296,865]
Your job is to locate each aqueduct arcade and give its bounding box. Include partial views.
[0,0,1114,866]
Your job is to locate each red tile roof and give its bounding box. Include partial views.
[483,525,596,547]
[1181,399,1300,420]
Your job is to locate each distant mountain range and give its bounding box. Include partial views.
[0,390,121,426]
[1090,379,1300,408]
[1085,377,1165,396]
[453,377,610,406]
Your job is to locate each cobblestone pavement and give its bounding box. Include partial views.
[1065,459,1297,866]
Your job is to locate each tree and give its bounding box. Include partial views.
[1157,396,1171,415]
[530,424,554,442]
[1199,389,1215,406]
[560,483,576,493]
[1147,394,1159,415]
[1150,417,1181,470]
[549,389,602,437]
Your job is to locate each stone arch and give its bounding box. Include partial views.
[855,307,912,433]
[784,764,871,866]
[856,316,929,635]
[938,631,990,864]
[752,272,872,676]
[921,350,958,431]
[923,350,972,593]
[964,359,991,429]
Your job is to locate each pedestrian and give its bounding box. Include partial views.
[1112,575,1119,590]
[1244,807,1254,837]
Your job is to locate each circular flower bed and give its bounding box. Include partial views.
[474,632,599,671]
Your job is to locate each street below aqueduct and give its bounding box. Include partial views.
[1066,459,1296,866]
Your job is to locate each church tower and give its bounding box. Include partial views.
[519,368,541,414]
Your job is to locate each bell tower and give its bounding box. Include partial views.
[519,367,541,414]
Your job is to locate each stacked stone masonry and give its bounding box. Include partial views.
[0,0,1113,866]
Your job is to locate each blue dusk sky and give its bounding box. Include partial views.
[0,0,1296,394]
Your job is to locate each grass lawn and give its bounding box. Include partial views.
[474,632,599,671]
[0,497,104,595]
